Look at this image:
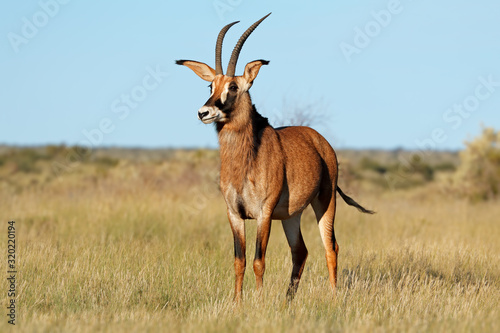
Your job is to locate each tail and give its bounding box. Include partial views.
[337,186,375,214]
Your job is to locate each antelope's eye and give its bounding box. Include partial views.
[229,85,238,92]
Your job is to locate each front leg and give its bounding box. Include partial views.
[227,210,246,302]
[253,215,272,291]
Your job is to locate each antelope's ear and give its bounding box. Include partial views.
[243,59,269,84]
[176,60,215,82]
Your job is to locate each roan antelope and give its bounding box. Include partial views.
[176,13,374,302]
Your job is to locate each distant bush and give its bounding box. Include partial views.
[433,161,456,172]
[45,144,68,158]
[407,155,434,182]
[453,127,500,201]
[4,148,46,173]
[359,157,387,174]
[358,154,436,190]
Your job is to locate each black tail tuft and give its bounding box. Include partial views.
[337,186,375,214]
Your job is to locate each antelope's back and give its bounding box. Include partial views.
[272,126,339,216]
[275,126,338,171]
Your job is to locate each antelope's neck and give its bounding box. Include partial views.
[217,97,269,192]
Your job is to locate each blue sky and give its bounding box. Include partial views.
[1,0,499,150]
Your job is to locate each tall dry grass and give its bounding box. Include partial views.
[0,150,499,332]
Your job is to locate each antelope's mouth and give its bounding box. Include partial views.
[201,116,218,124]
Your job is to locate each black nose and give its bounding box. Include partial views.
[198,111,209,120]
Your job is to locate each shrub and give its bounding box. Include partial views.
[408,154,434,182]
[453,127,500,201]
[7,148,44,173]
[359,157,387,174]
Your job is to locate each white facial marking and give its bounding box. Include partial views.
[220,82,230,104]
[236,77,251,92]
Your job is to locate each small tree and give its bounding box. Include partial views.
[453,127,500,201]
[271,97,331,129]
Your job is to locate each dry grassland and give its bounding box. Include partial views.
[0,149,499,332]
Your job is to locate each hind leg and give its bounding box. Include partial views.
[312,194,339,292]
[281,213,308,301]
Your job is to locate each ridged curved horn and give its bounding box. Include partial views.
[215,21,239,75]
[226,13,271,77]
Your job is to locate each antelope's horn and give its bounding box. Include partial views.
[215,21,239,75]
[226,13,271,77]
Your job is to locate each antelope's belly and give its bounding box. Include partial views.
[271,187,316,220]
[223,178,318,221]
